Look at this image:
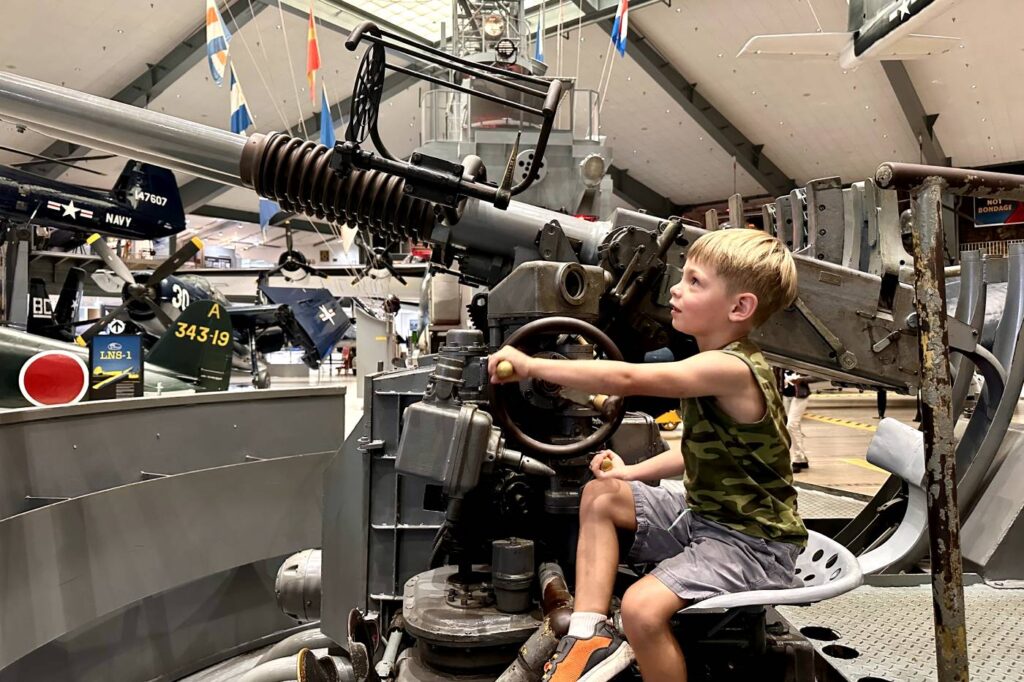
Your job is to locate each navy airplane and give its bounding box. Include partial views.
[737,0,961,70]
[0,151,186,241]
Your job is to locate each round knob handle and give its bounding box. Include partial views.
[496,360,516,380]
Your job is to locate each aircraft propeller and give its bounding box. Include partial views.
[75,234,203,345]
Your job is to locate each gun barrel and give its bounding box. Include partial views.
[0,71,244,187]
[0,71,610,263]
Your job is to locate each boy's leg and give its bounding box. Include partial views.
[575,478,638,613]
[621,576,688,682]
[541,479,639,682]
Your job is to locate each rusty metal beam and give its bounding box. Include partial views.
[876,162,1024,201]
[909,175,970,682]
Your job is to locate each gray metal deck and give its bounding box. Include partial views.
[778,583,1024,681]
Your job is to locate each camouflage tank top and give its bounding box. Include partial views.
[681,338,807,546]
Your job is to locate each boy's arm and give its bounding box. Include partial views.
[489,346,754,400]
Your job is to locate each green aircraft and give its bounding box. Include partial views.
[1,298,233,409]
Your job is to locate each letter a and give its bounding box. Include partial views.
[208,303,222,319]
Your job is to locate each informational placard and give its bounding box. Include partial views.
[89,334,144,400]
[974,198,1024,227]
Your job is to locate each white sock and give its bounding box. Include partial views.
[567,611,607,639]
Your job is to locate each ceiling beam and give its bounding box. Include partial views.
[561,0,667,32]
[881,61,950,167]
[600,18,795,199]
[33,0,266,180]
[183,69,420,215]
[608,166,684,216]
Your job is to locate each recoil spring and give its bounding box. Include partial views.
[239,132,436,243]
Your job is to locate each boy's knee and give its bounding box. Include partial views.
[620,584,674,635]
[580,479,628,518]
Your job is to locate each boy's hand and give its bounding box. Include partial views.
[488,346,533,384]
[590,449,629,480]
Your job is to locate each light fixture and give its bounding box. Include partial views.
[483,13,505,38]
[495,38,517,61]
[580,154,606,188]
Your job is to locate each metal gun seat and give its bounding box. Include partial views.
[679,530,863,614]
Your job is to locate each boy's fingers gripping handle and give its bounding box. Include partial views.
[496,360,516,380]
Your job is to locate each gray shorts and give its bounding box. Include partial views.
[627,481,801,602]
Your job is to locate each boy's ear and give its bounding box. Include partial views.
[729,292,759,323]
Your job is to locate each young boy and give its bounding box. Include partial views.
[487,228,807,682]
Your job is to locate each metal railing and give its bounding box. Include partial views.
[420,85,601,145]
[960,238,1024,258]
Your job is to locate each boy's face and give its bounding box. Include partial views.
[668,259,737,336]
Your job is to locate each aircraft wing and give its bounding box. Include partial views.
[872,33,959,60]
[736,32,850,59]
[91,269,125,294]
[226,304,282,330]
[260,284,352,368]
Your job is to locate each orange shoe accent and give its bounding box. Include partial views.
[547,636,612,682]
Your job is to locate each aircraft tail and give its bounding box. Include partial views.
[112,161,186,233]
[53,267,85,327]
[146,299,233,392]
[26,268,84,340]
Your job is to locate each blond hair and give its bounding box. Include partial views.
[686,228,798,326]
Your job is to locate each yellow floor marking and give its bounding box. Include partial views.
[805,413,878,432]
[841,458,887,474]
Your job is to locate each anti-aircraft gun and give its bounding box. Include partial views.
[251,22,941,682]
[0,20,1011,681]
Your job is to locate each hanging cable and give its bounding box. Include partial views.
[574,9,583,83]
[223,1,294,133]
[598,50,618,115]
[275,0,310,139]
[312,7,350,127]
[595,30,615,110]
[559,1,567,77]
[806,0,824,33]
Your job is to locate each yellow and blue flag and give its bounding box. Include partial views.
[206,0,232,85]
[229,65,253,134]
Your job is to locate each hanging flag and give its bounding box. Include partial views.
[205,0,232,85]
[306,1,321,102]
[229,65,253,134]
[610,0,629,56]
[319,85,336,148]
[534,8,545,62]
[259,198,281,232]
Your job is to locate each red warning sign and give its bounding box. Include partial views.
[18,351,89,407]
